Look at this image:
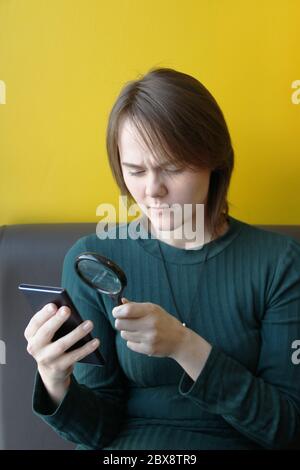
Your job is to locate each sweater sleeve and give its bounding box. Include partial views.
[178,237,300,450]
[32,236,129,449]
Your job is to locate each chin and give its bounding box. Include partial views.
[154,221,176,232]
[149,213,182,232]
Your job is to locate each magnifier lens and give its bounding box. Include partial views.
[77,259,122,294]
[75,252,127,307]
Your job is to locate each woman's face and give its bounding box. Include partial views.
[118,118,211,236]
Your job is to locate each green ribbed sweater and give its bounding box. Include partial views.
[32,215,300,450]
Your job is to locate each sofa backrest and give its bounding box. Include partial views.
[0,222,300,449]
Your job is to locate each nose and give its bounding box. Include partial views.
[144,171,167,198]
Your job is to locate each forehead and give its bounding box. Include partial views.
[118,118,167,167]
[118,118,149,154]
[118,118,184,168]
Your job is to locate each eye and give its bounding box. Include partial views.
[128,170,145,176]
[128,168,183,176]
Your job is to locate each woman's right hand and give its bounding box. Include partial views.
[24,302,100,405]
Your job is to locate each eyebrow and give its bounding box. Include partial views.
[121,162,170,169]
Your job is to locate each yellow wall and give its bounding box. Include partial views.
[0,0,299,225]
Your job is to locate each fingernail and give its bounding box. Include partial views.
[82,320,92,330]
[59,307,69,317]
[114,307,125,317]
[112,308,120,317]
[47,304,56,313]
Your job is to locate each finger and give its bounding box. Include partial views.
[24,303,58,340]
[126,341,150,355]
[114,317,146,332]
[112,302,150,319]
[28,306,72,354]
[54,337,100,370]
[120,330,142,343]
[38,319,94,362]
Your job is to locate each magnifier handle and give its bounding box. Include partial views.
[116,293,123,306]
[109,292,123,307]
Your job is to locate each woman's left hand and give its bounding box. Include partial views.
[112,297,188,358]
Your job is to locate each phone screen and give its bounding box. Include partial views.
[19,283,105,366]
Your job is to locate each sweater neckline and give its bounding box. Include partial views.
[134,214,244,265]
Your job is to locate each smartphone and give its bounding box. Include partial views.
[18,283,105,367]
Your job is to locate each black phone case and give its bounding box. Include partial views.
[18,283,105,366]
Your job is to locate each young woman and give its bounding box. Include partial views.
[24,68,300,450]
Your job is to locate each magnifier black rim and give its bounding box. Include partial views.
[74,251,127,293]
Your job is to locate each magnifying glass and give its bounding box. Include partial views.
[74,252,127,306]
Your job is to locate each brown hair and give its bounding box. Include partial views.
[106,67,234,239]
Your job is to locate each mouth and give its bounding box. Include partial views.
[148,207,169,213]
[148,204,170,209]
